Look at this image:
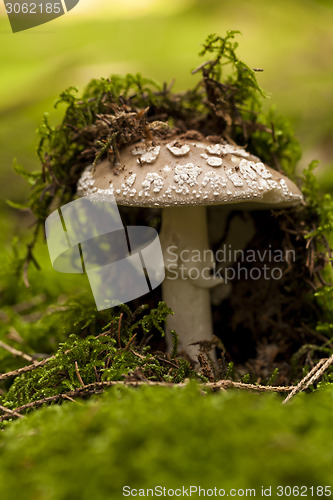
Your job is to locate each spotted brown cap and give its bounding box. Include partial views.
[77,136,303,208]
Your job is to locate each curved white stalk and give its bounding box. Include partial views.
[160,206,223,363]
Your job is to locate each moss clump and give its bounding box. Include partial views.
[0,302,192,415]
[1,384,333,500]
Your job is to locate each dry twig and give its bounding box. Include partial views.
[0,404,24,419]
[74,361,84,387]
[282,354,333,404]
[0,340,35,363]
[0,379,296,423]
[0,357,53,382]
[117,313,123,349]
[1,353,332,422]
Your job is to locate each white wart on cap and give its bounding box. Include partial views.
[77,136,303,208]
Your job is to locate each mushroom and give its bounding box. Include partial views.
[77,135,303,364]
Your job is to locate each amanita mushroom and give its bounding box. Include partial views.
[77,134,303,363]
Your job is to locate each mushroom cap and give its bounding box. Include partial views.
[77,136,303,208]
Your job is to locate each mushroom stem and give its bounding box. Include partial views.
[160,206,221,363]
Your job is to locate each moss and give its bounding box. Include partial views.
[0,302,191,413]
[0,384,333,499]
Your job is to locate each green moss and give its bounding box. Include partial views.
[0,301,192,414]
[0,384,333,499]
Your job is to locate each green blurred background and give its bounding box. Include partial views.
[0,0,332,267]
